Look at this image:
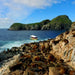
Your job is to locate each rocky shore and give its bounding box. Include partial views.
[0,29,75,75]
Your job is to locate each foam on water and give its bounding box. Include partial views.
[0,29,65,52]
[0,38,48,52]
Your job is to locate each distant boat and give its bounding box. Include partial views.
[30,35,38,40]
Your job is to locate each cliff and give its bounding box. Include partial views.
[50,29,75,68]
[9,19,50,30]
[9,15,72,30]
[42,15,72,30]
[0,29,75,75]
[70,22,75,30]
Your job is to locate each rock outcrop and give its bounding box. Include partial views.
[70,22,75,30]
[0,29,75,75]
[50,30,75,68]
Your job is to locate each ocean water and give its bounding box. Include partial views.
[0,29,65,52]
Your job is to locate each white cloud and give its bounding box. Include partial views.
[0,0,65,28]
[0,18,14,28]
[5,0,65,8]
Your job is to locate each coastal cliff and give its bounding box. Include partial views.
[0,29,75,75]
[70,22,75,30]
[9,19,50,30]
[9,15,72,31]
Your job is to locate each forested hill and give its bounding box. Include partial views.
[9,15,72,30]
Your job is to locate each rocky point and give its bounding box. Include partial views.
[0,29,75,75]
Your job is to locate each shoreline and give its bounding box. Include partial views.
[0,29,65,53]
[0,38,52,62]
[0,38,50,52]
[0,29,75,75]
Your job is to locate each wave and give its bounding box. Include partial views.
[0,38,48,52]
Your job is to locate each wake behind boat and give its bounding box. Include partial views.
[30,35,38,40]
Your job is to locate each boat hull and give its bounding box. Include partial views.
[30,38,38,40]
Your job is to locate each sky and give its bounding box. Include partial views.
[0,0,75,28]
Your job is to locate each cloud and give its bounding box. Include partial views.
[0,18,14,28]
[72,1,75,4]
[0,0,65,28]
[4,0,65,8]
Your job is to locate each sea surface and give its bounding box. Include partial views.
[0,29,65,52]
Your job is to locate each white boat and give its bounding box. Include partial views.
[30,35,38,40]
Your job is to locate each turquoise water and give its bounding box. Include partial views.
[0,29,65,52]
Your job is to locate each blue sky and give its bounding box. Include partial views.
[0,0,75,28]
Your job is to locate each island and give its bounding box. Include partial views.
[9,15,72,31]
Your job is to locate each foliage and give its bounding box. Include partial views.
[9,20,50,30]
[9,23,25,30]
[9,15,72,30]
[48,15,72,30]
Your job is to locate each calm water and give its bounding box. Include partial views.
[0,29,65,51]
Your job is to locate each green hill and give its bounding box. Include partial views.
[9,15,72,30]
[42,15,72,30]
[9,20,50,30]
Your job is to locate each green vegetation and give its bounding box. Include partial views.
[9,15,72,30]
[70,22,75,30]
[42,15,72,30]
[9,23,25,30]
[9,19,50,30]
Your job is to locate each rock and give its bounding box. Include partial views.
[0,29,75,75]
[50,30,75,69]
[49,67,59,75]
[69,70,75,75]
[70,22,75,30]
[0,54,20,75]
